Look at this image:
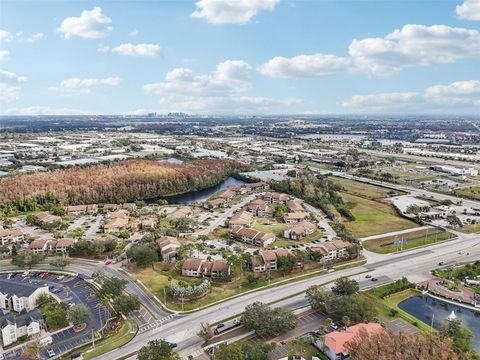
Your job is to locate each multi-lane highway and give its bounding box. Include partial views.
[92,230,480,360]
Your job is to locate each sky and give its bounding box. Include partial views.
[0,0,479,115]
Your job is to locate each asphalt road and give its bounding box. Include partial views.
[92,231,480,360]
[0,258,170,321]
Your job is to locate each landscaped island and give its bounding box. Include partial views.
[0,159,239,207]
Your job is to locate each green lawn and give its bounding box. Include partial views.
[365,287,433,333]
[133,258,363,311]
[340,193,418,238]
[451,185,480,201]
[251,217,289,237]
[363,228,455,254]
[330,176,404,200]
[82,319,137,360]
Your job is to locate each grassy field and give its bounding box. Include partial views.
[331,176,404,200]
[363,228,455,253]
[251,217,289,237]
[458,223,480,234]
[340,192,418,238]
[133,258,363,311]
[451,185,480,201]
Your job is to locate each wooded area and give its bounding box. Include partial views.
[0,159,239,206]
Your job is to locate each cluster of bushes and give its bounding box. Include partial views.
[373,277,415,299]
[169,279,210,300]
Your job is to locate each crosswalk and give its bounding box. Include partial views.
[137,314,177,334]
[183,348,208,360]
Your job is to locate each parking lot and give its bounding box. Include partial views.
[0,272,108,359]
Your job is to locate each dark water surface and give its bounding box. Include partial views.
[399,295,480,351]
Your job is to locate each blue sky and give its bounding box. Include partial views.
[0,0,479,115]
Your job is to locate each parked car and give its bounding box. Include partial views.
[47,348,56,358]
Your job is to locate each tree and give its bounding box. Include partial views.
[346,330,465,360]
[277,255,296,275]
[67,304,90,326]
[240,302,297,337]
[49,256,71,269]
[22,340,43,360]
[138,339,180,360]
[214,342,276,360]
[197,322,214,342]
[11,253,43,269]
[243,342,276,359]
[94,272,128,298]
[36,294,68,329]
[127,244,158,268]
[272,204,288,218]
[114,293,141,315]
[305,285,331,312]
[215,342,244,360]
[331,277,359,296]
[328,295,376,323]
[440,319,474,355]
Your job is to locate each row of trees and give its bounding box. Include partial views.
[92,272,141,316]
[0,159,239,207]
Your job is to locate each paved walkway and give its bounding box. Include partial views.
[359,226,433,242]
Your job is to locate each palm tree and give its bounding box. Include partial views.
[342,315,351,330]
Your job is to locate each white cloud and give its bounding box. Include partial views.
[342,80,480,112]
[111,43,160,57]
[97,45,110,53]
[349,24,480,75]
[21,32,45,43]
[0,30,44,44]
[456,0,480,21]
[261,24,480,78]
[0,69,27,102]
[56,7,112,39]
[425,80,480,104]
[0,50,9,61]
[49,76,121,95]
[4,106,85,115]
[0,29,13,42]
[191,0,279,24]
[144,59,301,113]
[342,92,421,112]
[129,29,139,37]
[259,54,352,78]
[145,60,252,95]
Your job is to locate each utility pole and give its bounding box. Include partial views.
[164,287,167,306]
[91,328,95,348]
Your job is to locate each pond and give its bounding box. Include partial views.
[398,295,480,352]
[159,176,245,204]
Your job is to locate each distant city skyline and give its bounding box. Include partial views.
[1,0,479,115]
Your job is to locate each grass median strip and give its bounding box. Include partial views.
[82,319,138,360]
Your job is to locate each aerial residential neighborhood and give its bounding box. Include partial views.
[1,0,480,360]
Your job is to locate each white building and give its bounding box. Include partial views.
[0,281,50,312]
[0,309,44,347]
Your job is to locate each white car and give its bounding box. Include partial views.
[47,348,56,357]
